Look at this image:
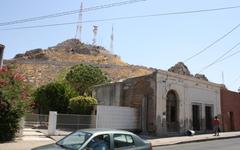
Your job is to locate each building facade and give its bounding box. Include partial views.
[93,69,222,136]
[221,89,240,132]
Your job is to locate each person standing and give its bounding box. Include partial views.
[213,116,220,136]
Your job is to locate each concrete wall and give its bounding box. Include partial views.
[96,105,139,130]
[221,89,240,131]
[93,82,122,106]
[155,70,222,136]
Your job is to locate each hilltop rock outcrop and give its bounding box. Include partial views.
[168,62,208,81]
[168,62,192,76]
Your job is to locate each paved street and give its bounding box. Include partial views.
[1,128,240,150]
[154,138,240,150]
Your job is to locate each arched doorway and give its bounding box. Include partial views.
[166,90,179,132]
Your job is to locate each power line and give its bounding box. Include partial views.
[0,0,146,26]
[199,41,240,73]
[184,23,240,62]
[230,74,240,87]
[218,49,240,62]
[1,5,240,31]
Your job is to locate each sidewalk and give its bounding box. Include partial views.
[148,131,240,147]
[0,128,54,150]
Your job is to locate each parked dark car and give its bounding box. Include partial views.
[32,128,152,150]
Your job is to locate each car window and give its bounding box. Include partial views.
[113,134,135,149]
[57,131,92,150]
[86,134,110,150]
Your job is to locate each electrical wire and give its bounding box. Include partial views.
[199,41,240,73]
[0,0,146,26]
[1,5,240,31]
[218,49,240,62]
[230,74,240,87]
[184,23,240,62]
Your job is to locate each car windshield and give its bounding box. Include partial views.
[57,131,92,150]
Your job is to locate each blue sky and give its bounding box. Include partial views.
[1,0,240,91]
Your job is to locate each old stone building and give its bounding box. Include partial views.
[93,63,223,136]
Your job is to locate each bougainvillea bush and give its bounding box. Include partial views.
[0,66,32,142]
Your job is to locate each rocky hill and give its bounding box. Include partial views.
[5,39,155,87]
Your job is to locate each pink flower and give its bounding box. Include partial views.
[0,67,8,72]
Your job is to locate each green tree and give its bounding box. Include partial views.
[0,66,32,142]
[33,82,77,114]
[69,96,97,114]
[65,64,108,95]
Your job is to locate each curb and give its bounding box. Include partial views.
[46,135,56,141]
[152,135,240,147]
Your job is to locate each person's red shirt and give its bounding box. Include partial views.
[213,118,220,126]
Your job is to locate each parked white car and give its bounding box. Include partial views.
[32,128,152,150]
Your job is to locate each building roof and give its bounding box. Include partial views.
[157,69,224,88]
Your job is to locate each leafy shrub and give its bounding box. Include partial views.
[0,66,32,142]
[33,82,77,114]
[69,96,97,114]
[65,64,108,96]
[0,95,19,142]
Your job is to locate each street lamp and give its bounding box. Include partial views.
[0,44,5,69]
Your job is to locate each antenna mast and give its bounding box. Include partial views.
[110,25,114,53]
[222,71,225,84]
[75,2,83,41]
[92,25,98,45]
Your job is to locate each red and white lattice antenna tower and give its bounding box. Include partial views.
[92,25,98,45]
[110,25,114,53]
[75,2,83,41]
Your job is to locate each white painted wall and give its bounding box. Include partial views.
[96,105,139,130]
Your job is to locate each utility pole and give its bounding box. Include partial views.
[75,2,83,41]
[0,44,5,69]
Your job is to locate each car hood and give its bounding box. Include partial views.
[32,143,66,150]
